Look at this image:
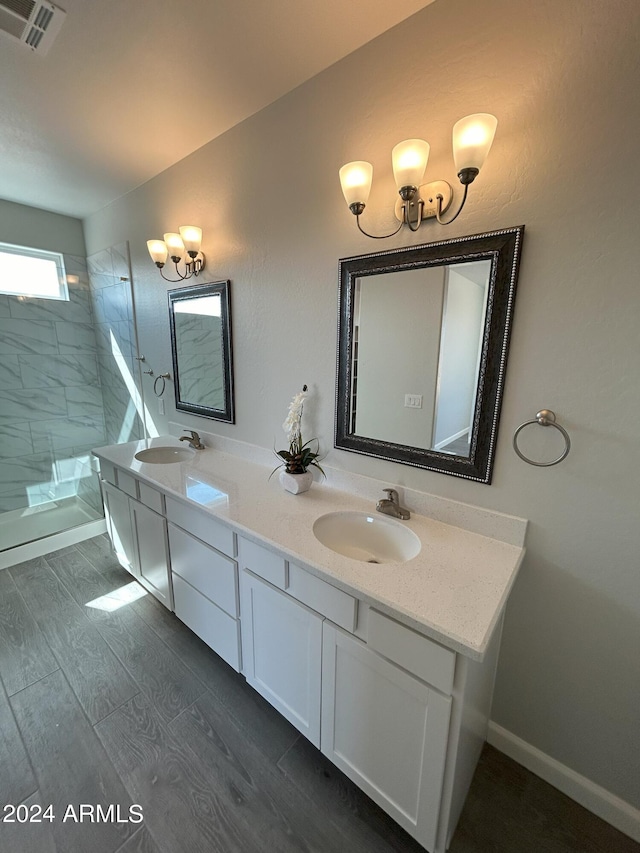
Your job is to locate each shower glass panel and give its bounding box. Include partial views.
[0,241,144,554]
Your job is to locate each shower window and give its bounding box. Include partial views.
[0,241,68,301]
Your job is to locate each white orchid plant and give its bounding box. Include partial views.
[273,385,325,476]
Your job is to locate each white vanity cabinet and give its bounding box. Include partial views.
[236,533,496,853]
[241,570,323,745]
[100,471,172,609]
[130,499,172,610]
[321,623,451,852]
[166,499,241,673]
[101,479,138,577]
[93,443,515,853]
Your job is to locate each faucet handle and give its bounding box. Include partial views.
[382,488,398,503]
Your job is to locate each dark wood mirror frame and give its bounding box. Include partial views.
[335,226,524,483]
[168,279,235,423]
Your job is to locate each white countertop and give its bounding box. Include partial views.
[93,437,526,661]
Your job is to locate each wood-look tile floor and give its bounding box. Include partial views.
[0,535,637,853]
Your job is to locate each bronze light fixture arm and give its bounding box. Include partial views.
[353,193,423,239]
[147,227,205,283]
[340,114,497,239]
[435,166,478,225]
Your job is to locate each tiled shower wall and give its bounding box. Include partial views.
[87,242,145,445]
[0,254,106,514]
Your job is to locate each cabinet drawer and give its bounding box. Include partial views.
[168,523,238,617]
[238,537,287,589]
[139,482,164,514]
[368,609,455,695]
[117,470,138,499]
[99,460,117,486]
[166,496,235,557]
[288,563,357,632]
[173,575,241,672]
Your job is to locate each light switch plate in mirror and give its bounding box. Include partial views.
[335,226,525,483]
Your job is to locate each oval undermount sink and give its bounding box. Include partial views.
[313,511,421,564]
[134,446,195,464]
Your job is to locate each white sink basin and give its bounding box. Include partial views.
[313,511,421,563]
[134,446,195,464]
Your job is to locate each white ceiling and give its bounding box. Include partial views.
[0,0,436,218]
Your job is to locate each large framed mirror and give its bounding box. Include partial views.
[335,226,524,483]
[168,280,235,423]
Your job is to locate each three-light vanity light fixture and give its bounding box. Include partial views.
[146,226,205,282]
[339,113,497,239]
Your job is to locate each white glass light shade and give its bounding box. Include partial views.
[179,225,202,255]
[163,232,185,260]
[339,161,373,207]
[147,239,168,265]
[452,114,498,173]
[392,139,430,190]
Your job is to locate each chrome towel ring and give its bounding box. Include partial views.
[153,373,171,397]
[513,409,571,467]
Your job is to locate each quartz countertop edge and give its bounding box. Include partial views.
[93,438,525,661]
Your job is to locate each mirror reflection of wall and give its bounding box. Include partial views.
[433,260,490,454]
[168,280,235,423]
[351,259,491,457]
[336,226,524,483]
[174,293,224,410]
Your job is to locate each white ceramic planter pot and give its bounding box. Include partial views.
[279,469,313,495]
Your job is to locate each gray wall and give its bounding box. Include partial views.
[83,0,640,810]
[356,268,443,447]
[0,198,86,256]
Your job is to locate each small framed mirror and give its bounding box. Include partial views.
[335,227,524,483]
[168,280,235,423]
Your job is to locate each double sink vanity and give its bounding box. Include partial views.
[93,434,526,853]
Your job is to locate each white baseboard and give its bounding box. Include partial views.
[488,722,640,843]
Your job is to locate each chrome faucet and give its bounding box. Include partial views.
[179,429,205,450]
[376,488,410,520]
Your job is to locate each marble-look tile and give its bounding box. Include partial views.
[70,446,101,473]
[91,282,130,326]
[53,451,99,483]
[63,254,88,275]
[101,385,144,445]
[0,423,34,459]
[98,354,136,389]
[77,475,102,513]
[93,322,113,357]
[8,291,92,324]
[93,318,137,361]
[65,384,105,419]
[31,416,106,454]
[87,272,116,291]
[55,321,98,353]
[0,318,58,354]
[116,319,137,358]
[0,452,56,498]
[109,242,131,280]
[0,489,34,512]
[0,355,23,390]
[0,389,67,425]
[87,249,113,278]
[19,354,100,389]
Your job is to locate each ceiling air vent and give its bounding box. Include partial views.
[0,0,66,55]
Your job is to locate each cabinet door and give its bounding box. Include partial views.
[240,571,322,746]
[130,500,173,610]
[321,624,451,852]
[101,480,139,577]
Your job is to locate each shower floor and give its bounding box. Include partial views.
[0,496,102,552]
